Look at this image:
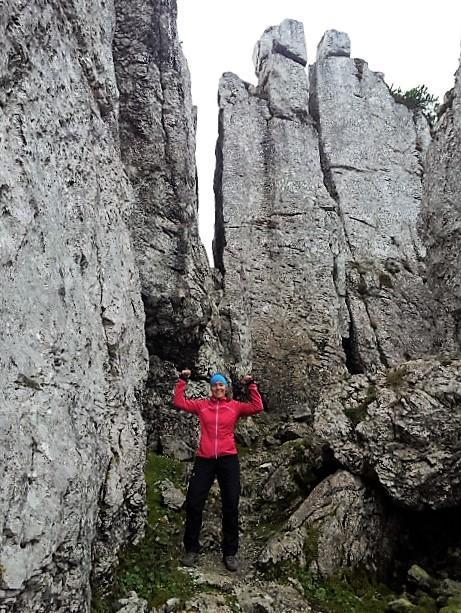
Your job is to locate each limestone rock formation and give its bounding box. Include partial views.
[0,2,148,611]
[310,29,434,371]
[214,21,347,411]
[422,58,461,353]
[114,0,212,368]
[260,470,395,577]
[214,23,437,411]
[315,358,461,509]
[113,0,225,451]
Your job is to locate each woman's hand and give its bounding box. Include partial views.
[241,374,254,383]
[180,369,191,379]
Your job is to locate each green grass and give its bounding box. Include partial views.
[263,562,395,613]
[92,453,195,612]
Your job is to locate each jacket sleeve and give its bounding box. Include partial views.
[234,383,264,417]
[173,379,203,414]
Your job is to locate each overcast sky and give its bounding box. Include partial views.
[177,0,461,262]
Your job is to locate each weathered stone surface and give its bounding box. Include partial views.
[253,20,309,119]
[421,55,461,353]
[258,527,306,568]
[182,592,234,613]
[317,29,351,60]
[113,0,224,451]
[115,591,148,613]
[214,22,347,412]
[114,0,213,367]
[245,582,312,613]
[315,359,461,509]
[407,564,433,591]
[386,597,417,612]
[0,2,148,611]
[310,30,434,371]
[158,478,185,510]
[261,470,394,577]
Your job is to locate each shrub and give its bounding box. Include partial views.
[390,84,439,125]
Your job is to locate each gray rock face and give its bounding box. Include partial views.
[316,29,351,60]
[422,59,461,353]
[214,21,347,410]
[214,21,438,410]
[113,0,223,451]
[0,2,148,612]
[260,470,394,578]
[290,470,395,577]
[310,29,434,371]
[113,0,213,368]
[315,359,461,509]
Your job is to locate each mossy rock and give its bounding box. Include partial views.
[263,562,395,612]
[92,453,195,612]
[440,594,461,613]
[386,597,416,612]
[407,564,434,591]
[344,385,377,427]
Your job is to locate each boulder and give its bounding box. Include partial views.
[315,359,461,509]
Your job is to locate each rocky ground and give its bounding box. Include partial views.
[92,393,461,613]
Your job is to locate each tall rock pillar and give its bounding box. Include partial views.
[422,51,461,353]
[310,30,434,371]
[0,2,148,611]
[214,21,346,412]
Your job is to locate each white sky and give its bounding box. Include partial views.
[177,0,461,263]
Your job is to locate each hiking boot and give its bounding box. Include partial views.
[180,550,198,567]
[223,555,238,572]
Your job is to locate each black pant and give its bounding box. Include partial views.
[184,455,240,556]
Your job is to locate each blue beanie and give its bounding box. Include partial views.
[210,373,228,386]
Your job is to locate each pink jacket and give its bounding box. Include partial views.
[173,379,263,458]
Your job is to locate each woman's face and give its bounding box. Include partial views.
[211,382,227,399]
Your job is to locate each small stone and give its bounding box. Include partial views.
[115,591,148,613]
[437,578,461,600]
[164,597,181,612]
[386,597,416,612]
[407,564,434,591]
[264,436,280,447]
[292,403,312,422]
[158,479,185,510]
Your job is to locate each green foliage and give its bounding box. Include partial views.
[440,594,461,612]
[263,562,395,612]
[385,367,407,390]
[390,84,439,125]
[303,526,320,565]
[92,453,194,612]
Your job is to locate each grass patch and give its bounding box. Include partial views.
[385,367,407,390]
[263,562,395,613]
[300,570,394,613]
[92,453,194,612]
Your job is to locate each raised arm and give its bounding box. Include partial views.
[173,374,203,414]
[234,378,264,417]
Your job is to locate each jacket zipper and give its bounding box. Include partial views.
[215,403,219,458]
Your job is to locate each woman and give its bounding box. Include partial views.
[173,369,263,571]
